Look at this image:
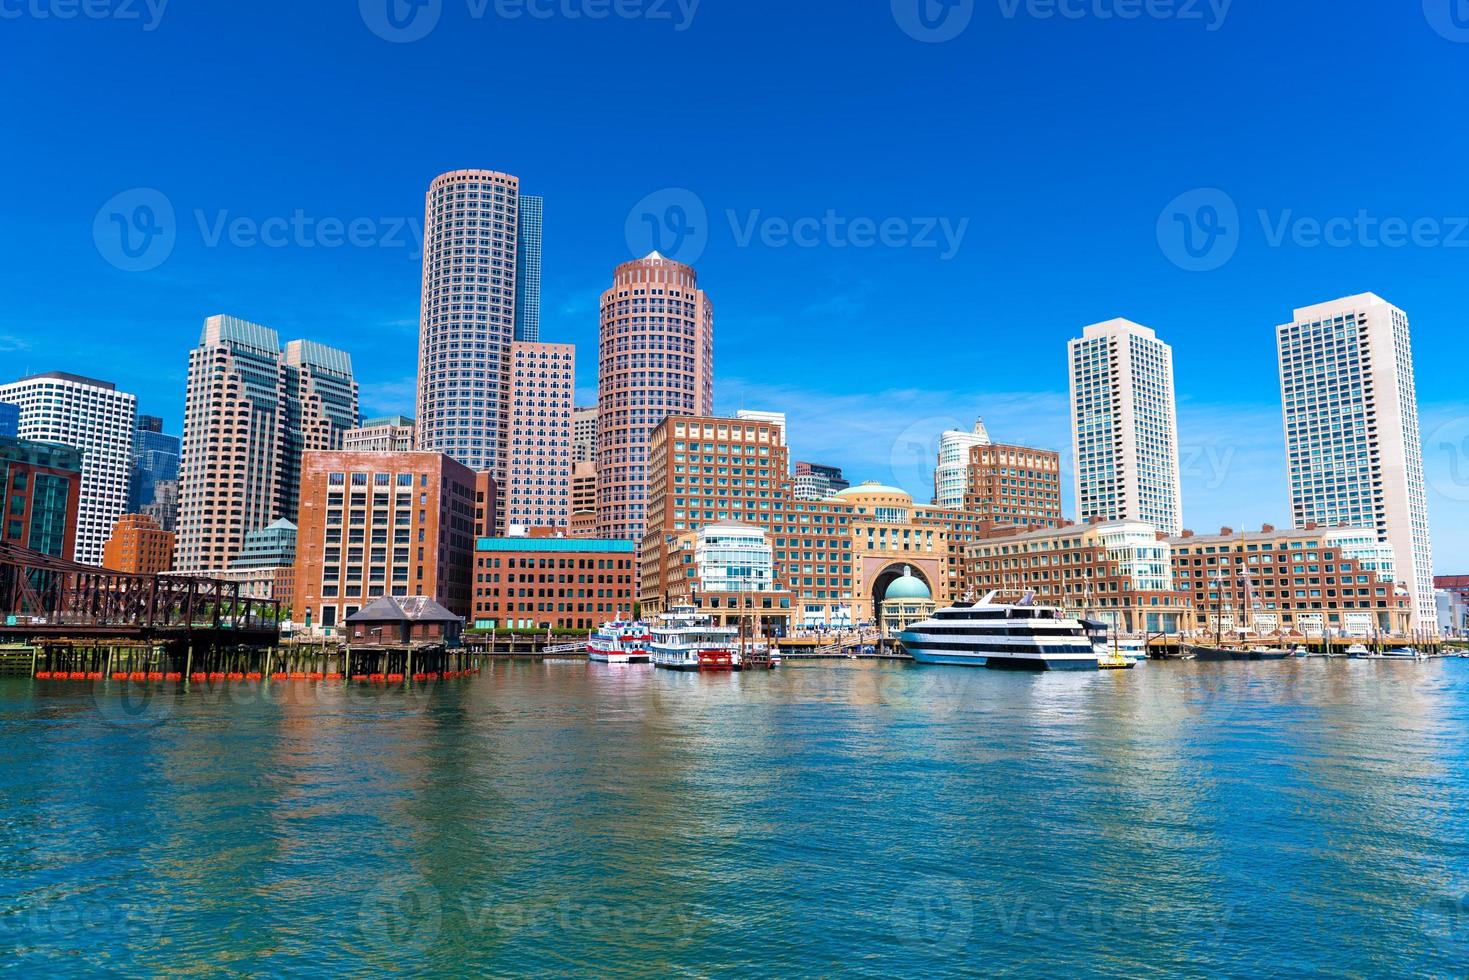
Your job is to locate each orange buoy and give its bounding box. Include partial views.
[147,672,164,682]
[113,672,130,681]
[271,672,289,681]
[246,672,263,681]
[69,671,87,681]
[190,672,208,683]
[129,671,147,682]
[325,672,343,681]
[35,671,52,680]
[88,671,104,681]
[164,672,182,682]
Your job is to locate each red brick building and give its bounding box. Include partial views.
[473,529,636,630]
[964,443,1064,534]
[102,513,175,574]
[295,451,477,633]
[0,436,82,560]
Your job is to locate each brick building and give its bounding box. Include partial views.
[963,442,1064,534]
[0,436,82,559]
[473,531,636,631]
[294,451,478,633]
[102,513,175,574]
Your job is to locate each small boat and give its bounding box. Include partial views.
[1345,644,1374,659]
[1186,644,1293,662]
[1380,647,1426,660]
[587,617,651,664]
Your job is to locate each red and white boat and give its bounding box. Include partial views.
[650,605,742,672]
[587,617,651,664]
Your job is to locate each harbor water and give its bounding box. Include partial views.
[3,660,1469,976]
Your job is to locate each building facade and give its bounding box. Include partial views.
[1069,319,1183,536]
[597,252,714,546]
[0,402,18,439]
[572,460,597,515]
[1277,293,1435,628]
[934,419,991,507]
[0,371,137,566]
[224,518,297,607]
[415,169,523,487]
[472,533,636,631]
[1171,524,1411,637]
[967,520,1190,635]
[295,451,478,633]
[963,442,1064,534]
[128,415,181,514]
[515,194,543,342]
[344,416,416,452]
[0,436,81,560]
[572,405,598,463]
[505,340,574,531]
[175,316,357,572]
[142,479,179,533]
[102,513,174,575]
[792,462,849,501]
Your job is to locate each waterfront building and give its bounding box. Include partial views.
[1277,293,1435,628]
[569,510,599,539]
[0,436,82,559]
[1170,524,1411,637]
[1436,580,1469,637]
[792,461,849,501]
[102,513,174,575]
[935,419,991,507]
[294,450,478,633]
[597,252,714,545]
[0,402,19,439]
[415,169,523,490]
[344,416,416,452]
[1068,319,1183,536]
[879,567,937,638]
[967,520,1190,635]
[472,531,636,631]
[226,518,298,608]
[696,522,776,595]
[963,442,1064,534]
[141,479,179,533]
[572,405,598,463]
[127,415,181,514]
[735,410,787,446]
[346,595,464,647]
[515,195,543,342]
[640,416,990,631]
[505,341,574,532]
[0,371,137,566]
[175,316,358,572]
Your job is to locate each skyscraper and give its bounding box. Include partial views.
[0,402,18,439]
[344,416,417,452]
[175,315,357,573]
[1068,319,1183,536]
[1277,293,1434,628]
[128,414,181,513]
[505,340,574,531]
[572,405,598,463]
[516,195,543,342]
[0,371,137,565]
[416,169,523,483]
[934,419,991,508]
[597,251,714,545]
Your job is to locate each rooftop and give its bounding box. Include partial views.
[14,371,117,391]
[346,596,461,624]
[477,537,635,554]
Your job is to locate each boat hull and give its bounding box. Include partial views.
[589,651,650,664]
[903,643,1098,672]
[1187,645,1292,662]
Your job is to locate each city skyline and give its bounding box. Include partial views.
[6,4,1468,568]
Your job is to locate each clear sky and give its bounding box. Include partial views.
[3,1,1468,567]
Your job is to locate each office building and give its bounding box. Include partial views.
[142,479,179,533]
[792,462,848,501]
[0,436,82,559]
[572,460,597,515]
[736,410,787,446]
[0,371,137,566]
[963,442,1064,533]
[505,341,574,532]
[1171,524,1410,637]
[1277,293,1435,628]
[175,315,358,572]
[1069,319,1183,536]
[224,518,298,607]
[572,405,598,463]
[934,419,990,507]
[516,195,543,342]
[294,450,478,632]
[472,531,636,630]
[0,402,18,439]
[102,513,174,575]
[345,416,416,453]
[597,252,714,545]
[128,415,181,513]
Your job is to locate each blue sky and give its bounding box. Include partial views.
[3,1,1468,567]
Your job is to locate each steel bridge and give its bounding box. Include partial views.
[0,541,281,644]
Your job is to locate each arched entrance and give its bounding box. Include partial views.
[872,564,933,634]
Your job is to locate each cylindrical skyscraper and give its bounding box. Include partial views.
[597,251,714,547]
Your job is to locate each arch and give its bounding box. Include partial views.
[871,563,933,632]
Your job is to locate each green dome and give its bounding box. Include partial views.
[884,570,931,601]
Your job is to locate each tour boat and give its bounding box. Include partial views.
[897,591,1102,671]
[650,605,742,672]
[587,617,651,664]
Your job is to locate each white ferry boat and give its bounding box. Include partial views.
[587,617,651,664]
[897,591,1102,671]
[650,605,741,672]
[1093,636,1150,663]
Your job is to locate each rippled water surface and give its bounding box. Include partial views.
[4,660,1469,977]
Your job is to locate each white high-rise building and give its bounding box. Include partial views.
[1068,319,1182,536]
[0,372,137,566]
[735,410,787,446]
[934,419,991,508]
[1277,293,1434,628]
[572,405,598,464]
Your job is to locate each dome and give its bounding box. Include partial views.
[833,481,913,501]
[883,568,931,601]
